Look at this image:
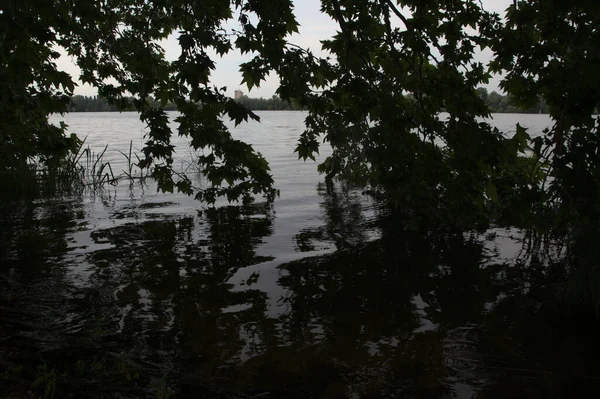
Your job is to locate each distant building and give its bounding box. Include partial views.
[234,90,244,100]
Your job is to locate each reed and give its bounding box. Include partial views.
[117,140,148,182]
[0,139,148,199]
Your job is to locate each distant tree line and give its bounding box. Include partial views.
[476,88,548,114]
[235,95,300,110]
[67,95,177,112]
[67,94,298,112]
[239,91,549,113]
[68,92,547,114]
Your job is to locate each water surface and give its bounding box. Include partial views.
[2,112,597,398]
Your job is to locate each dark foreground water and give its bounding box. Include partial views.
[2,112,600,398]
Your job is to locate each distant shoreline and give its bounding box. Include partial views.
[61,110,553,115]
[67,92,551,114]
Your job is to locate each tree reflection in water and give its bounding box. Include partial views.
[294,182,372,253]
[82,203,278,377]
[1,187,600,398]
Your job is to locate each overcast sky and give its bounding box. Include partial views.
[59,0,514,98]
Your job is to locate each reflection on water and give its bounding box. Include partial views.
[294,182,377,253]
[2,184,599,398]
[2,112,599,398]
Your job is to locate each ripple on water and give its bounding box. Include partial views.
[0,112,581,398]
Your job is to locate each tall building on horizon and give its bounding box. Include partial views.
[234,89,244,100]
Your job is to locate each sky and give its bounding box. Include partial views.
[58,0,514,98]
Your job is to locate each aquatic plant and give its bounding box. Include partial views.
[0,137,154,199]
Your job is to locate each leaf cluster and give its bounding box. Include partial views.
[1,0,300,203]
[3,0,599,240]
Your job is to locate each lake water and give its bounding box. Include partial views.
[2,112,598,398]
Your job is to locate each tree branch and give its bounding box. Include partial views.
[383,0,411,31]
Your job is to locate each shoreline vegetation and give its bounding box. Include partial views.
[67,88,549,114]
[3,1,600,397]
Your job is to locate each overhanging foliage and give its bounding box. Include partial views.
[1,0,598,232]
